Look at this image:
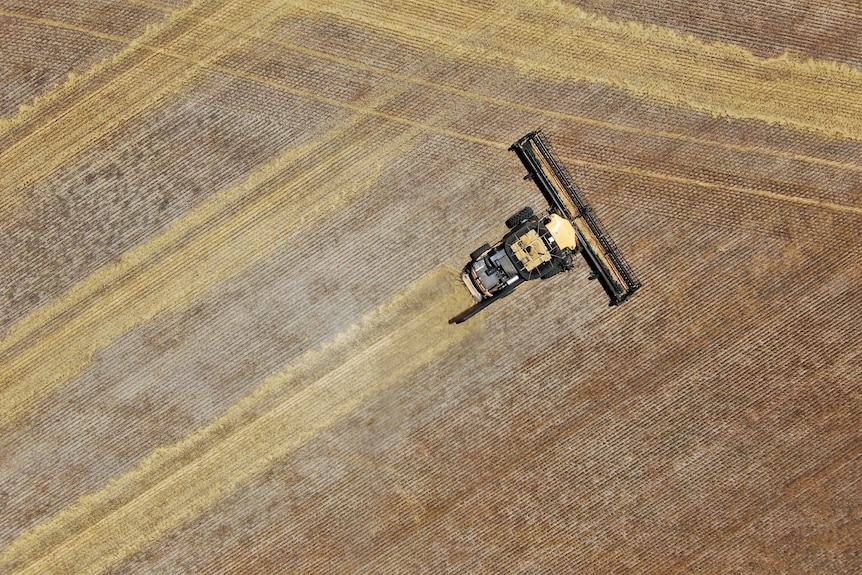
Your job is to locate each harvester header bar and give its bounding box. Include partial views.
[509,130,641,305]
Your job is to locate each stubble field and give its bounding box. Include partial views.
[1,1,860,573]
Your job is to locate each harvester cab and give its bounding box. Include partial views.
[449,130,641,324]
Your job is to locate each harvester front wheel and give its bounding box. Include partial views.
[470,243,491,261]
[505,206,534,229]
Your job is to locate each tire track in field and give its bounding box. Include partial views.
[0,0,855,435]
[186,57,862,219]
[564,157,862,217]
[0,113,426,432]
[307,0,862,141]
[144,50,862,220]
[0,7,855,396]
[0,12,862,374]
[6,6,860,216]
[254,32,862,175]
[0,267,479,575]
[137,8,862,218]
[0,8,130,44]
[0,0,294,204]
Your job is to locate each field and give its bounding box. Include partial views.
[1,1,860,573]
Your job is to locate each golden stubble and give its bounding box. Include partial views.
[9,2,861,176]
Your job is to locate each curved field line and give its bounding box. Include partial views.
[0,0,857,434]
[12,4,861,175]
[1,7,857,390]
[0,1,499,430]
[0,19,862,400]
[306,0,862,141]
[259,34,862,175]
[0,267,478,575]
[0,115,427,432]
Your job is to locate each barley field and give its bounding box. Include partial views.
[1,1,860,573]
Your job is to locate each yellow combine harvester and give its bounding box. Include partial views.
[450,130,641,324]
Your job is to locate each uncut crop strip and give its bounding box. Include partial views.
[0,112,428,431]
[305,0,862,141]
[165,3,862,174]
[0,0,299,201]
[0,267,478,575]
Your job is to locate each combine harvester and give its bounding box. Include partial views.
[450,130,641,324]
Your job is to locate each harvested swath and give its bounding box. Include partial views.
[0,1,193,141]
[567,0,862,67]
[307,0,862,140]
[0,10,126,118]
[138,0,862,173]
[0,267,478,575]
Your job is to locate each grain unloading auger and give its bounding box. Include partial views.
[450,130,641,324]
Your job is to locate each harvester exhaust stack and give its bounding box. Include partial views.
[450,130,640,324]
[509,130,641,306]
